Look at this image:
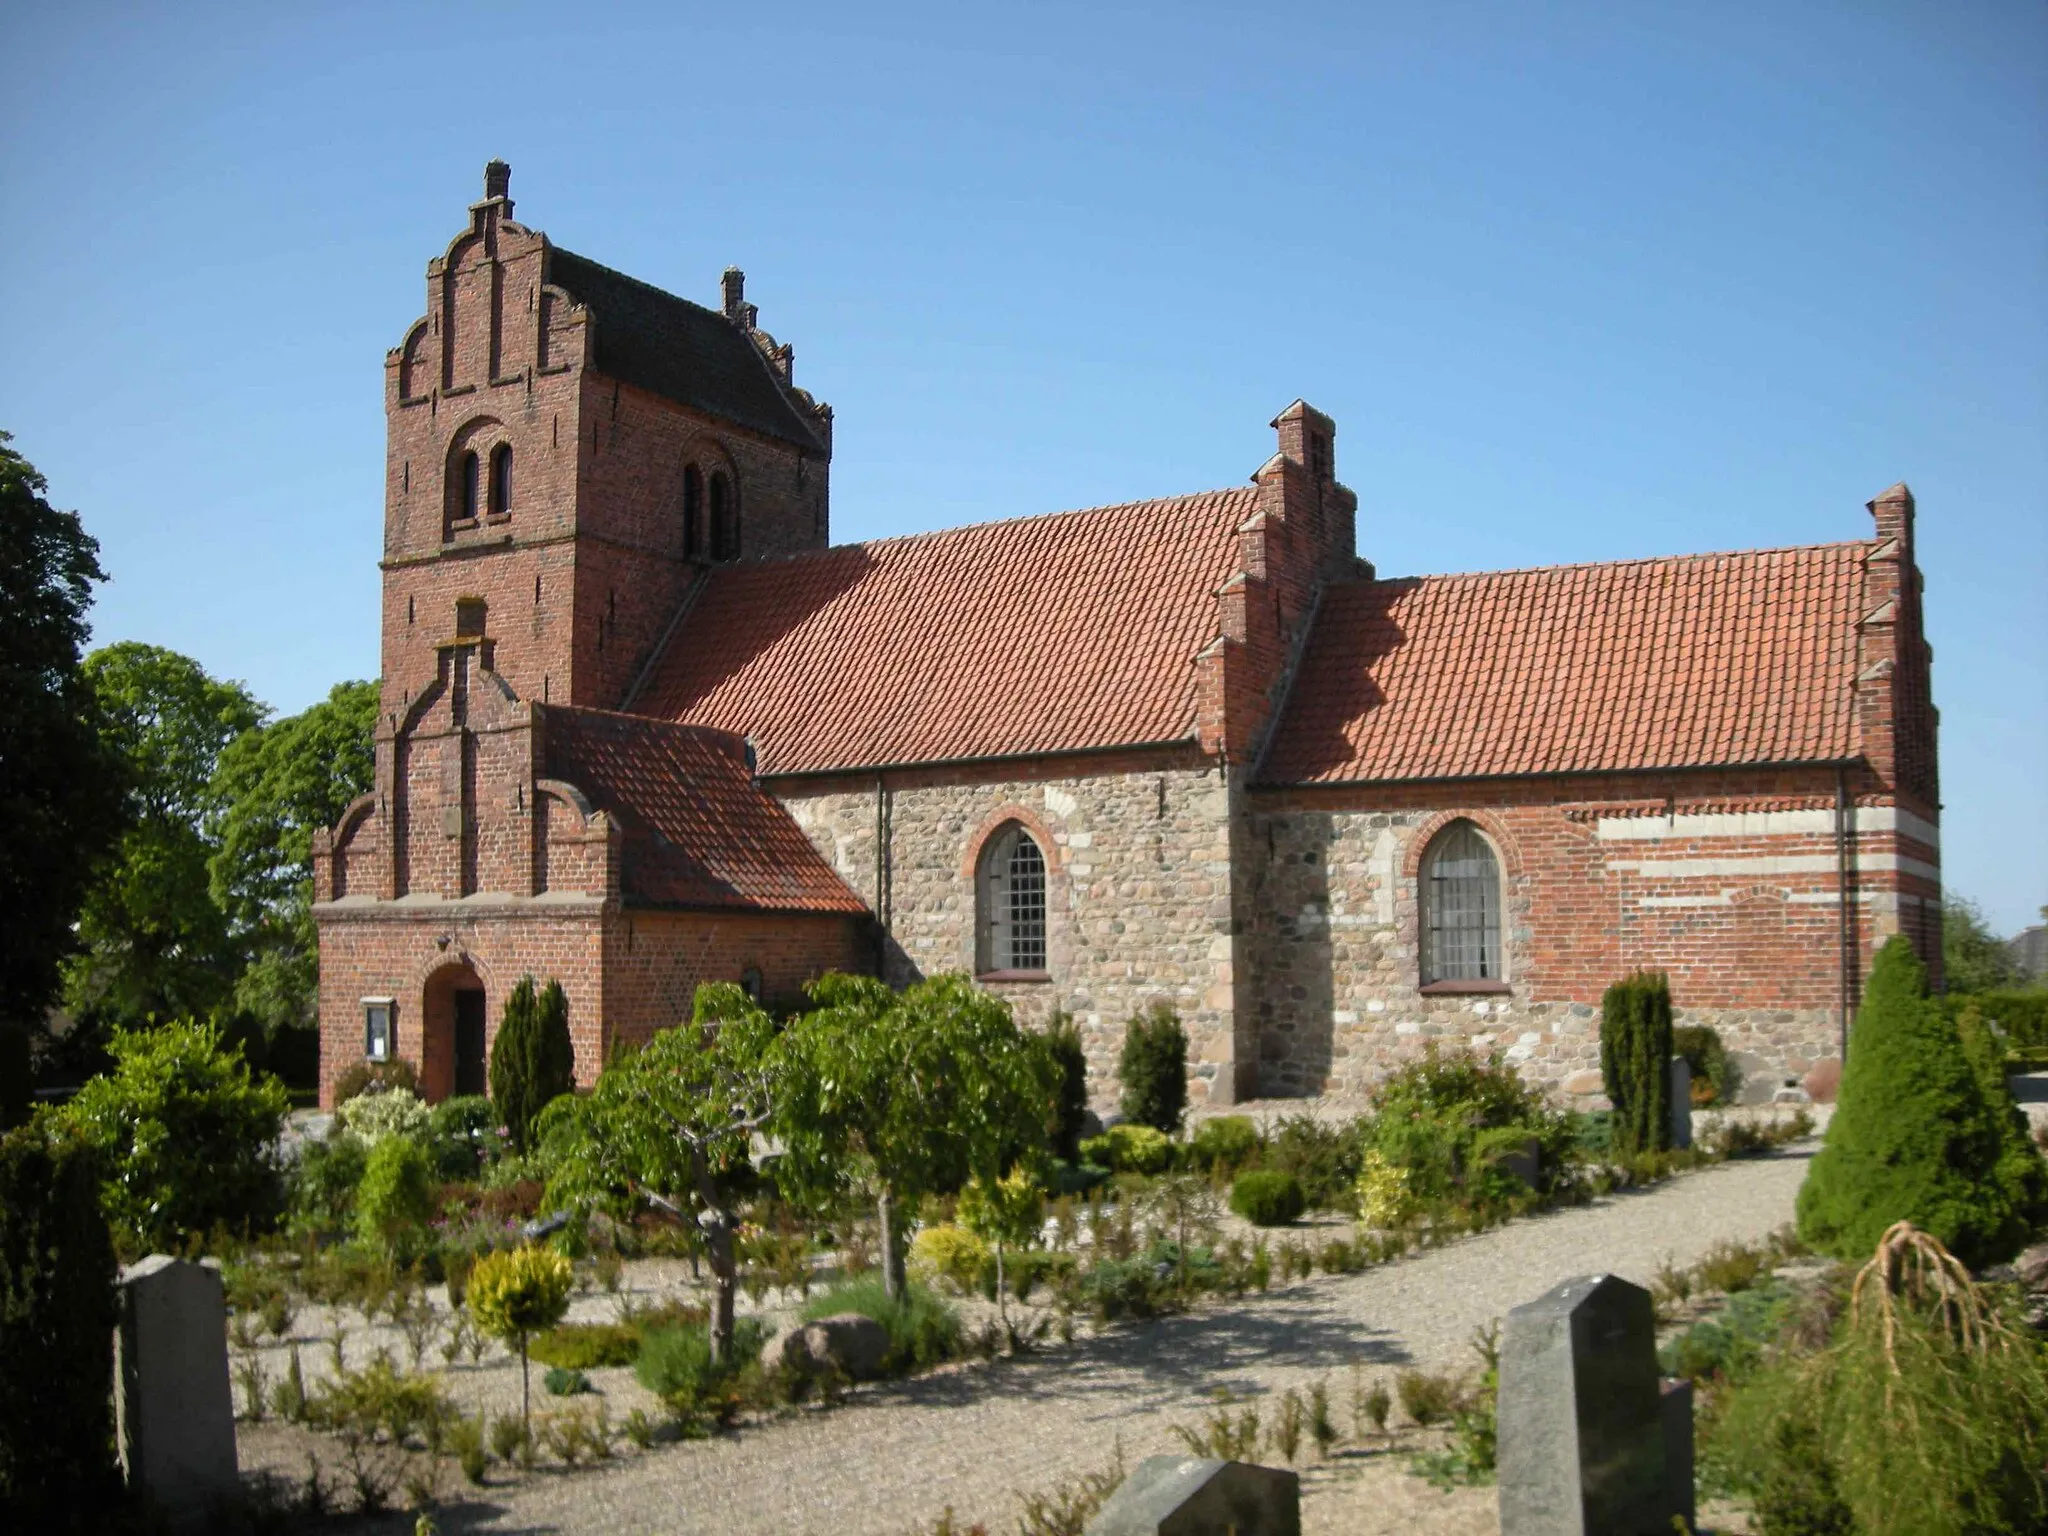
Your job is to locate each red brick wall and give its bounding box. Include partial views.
[602,909,865,1053]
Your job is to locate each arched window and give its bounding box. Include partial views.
[682,463,703,559]
[709,472,735,560]
[457,450,480,525]
[1420,821,1503,984]
[978,824,1047,974]
[488,444,512,517]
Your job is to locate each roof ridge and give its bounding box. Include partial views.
[788,485,1258,564]
[1358,538,1871,587]
[546,700,745,745]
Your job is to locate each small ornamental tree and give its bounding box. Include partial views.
[466,1244,572,1440]
[59,1018,289,1251]
[491,976,575,1155]
[778,973,1058,1299]
[0,1120,121,1525]
[539,983,780,1360]
[1797,937,2026,1270]
[353,1135,436,1261]
[958,1167,1044,1330]
[1599,972,1674,1155]
[1119,1002,1189,1136]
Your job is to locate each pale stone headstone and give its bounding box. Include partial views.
[1497,1273,1672,1536]
[1085,1455,1300,1536]
[116,1255,238,1522]
[1668,1058,1693,1149]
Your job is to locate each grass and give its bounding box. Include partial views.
[801,1277,962,1373]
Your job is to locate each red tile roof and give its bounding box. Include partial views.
[1262,542,1870,784]
[637,489,1260,775]
[541,705,866,913]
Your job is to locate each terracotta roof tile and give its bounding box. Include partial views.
[541,705,865,913]
[638,489,1258,775]
[1262,542,1869,784]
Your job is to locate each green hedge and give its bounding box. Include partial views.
[1947,990,2048,1049]
[0,1122,121,1525]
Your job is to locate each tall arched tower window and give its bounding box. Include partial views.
[488,444,512,517]
[682,463,703,559]
[978,823,1047,974]
[709,471,736,560]
[456,450,480,526]
[1420,820,1503,984]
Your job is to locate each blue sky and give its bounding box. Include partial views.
[3,2,2042,932]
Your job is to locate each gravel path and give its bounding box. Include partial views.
[390,1142,1814,1536]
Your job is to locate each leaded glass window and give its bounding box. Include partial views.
[980,825,1047,973]
[1422,822,1502,983]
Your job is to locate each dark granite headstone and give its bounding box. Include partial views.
[1085,1455,1300,1536]
[1497,1273,1669,1536]
[1660,1377,1695,1533]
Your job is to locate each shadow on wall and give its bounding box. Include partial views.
[1252,810,1336,1097]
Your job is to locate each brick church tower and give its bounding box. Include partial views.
[313,165,865,1105]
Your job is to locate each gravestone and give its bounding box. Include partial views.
[1660,1378,1696,1533]
[116,1255,238,1522]
[1497,1273,1677,1536]
[1668,1059,1693,1149]
[1498,1133,1542,1188]
[1086,1455,1299,1536]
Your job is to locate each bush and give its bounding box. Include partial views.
[1229,1169,1306,1226]
[542,1366,590,1396]
[1188,1115,1260,1176]
[1044,1013,1090,1164]
[1599,971,1674,1155]
[801,1277,961,1373]
[337,1085,432,1146]
[59,1019,289,1251]
[1118,1003,1188,1136]
[490,976,576,1155]
[528,1300,706,1370]
[1363,1044,1571,1218]
[1954,1001,2048,1236]
[1797,938,2029,1269]
[1948,989,2048,1049]
[1260,1115,1364,1208]
[910,1223,992,1293]
[0,1122,121,1525]
[427,1094,501,1179]
[1674,1024,1740,1107]
[331,1056,420,1104]
[1080,1122,1173,1175]
[634,1316,768,1423]
[354,1135,436,1259]
[289,1131,369,1231]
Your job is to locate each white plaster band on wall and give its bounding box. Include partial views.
[1631,889,1931,912]
[1593,806,1939,849]
[1606,853,1941,883]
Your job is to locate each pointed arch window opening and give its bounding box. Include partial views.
[1421,822,1503,984]
[682,463,703,559]
[457,450,481,527]
[709,472,735,561]
[488,444,513,518]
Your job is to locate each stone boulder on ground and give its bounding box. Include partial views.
[762,1311,892,1383]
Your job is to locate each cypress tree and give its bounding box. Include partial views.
[492,975,577,1154]
[1600,971,1674,1155]
[1045,1012,1089,1163]
[1119,1003,1188,1136]
[1796,936,2024,1269]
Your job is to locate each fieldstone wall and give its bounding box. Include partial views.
[773,755,1250,1106]
[1242,785,1890,1105]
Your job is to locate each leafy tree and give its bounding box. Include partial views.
[778,973,1057,1298]
[957,1167,1043,1331]
[1045,1011,1089,1162]
[56,1018,289,1252]
[1796,937,2027,1269]
[353,1134,436,1261]
[0,435,129,1040]
[63,643,262,1035]
[208,679,376,1035]
[539,984,778,1360]
[1118,1003,1188,1135]
[1599,971,1674,1155]
[491,975,575,1154]
[1942,894,2023,995]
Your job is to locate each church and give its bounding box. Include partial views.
[313,164,1942,1111]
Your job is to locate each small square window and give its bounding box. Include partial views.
[364,999,396,1062]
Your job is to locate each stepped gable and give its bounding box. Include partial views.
[545,247,824,453]
[636,487,1260,775]
[1262,540,1870,785]
[541,705,865,913]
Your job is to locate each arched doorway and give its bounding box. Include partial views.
[421,961,488,1103]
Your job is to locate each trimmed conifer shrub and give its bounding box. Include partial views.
[1045,1012,1090,1163]
[1796,937,2026,1270]
[490,975,575,1154]
[1599,971,1674,1154]
[0,1121,121,1525]
[1955,1001,2048,1242]
[1119,1002,1188,1136]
